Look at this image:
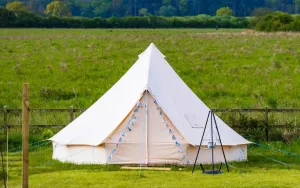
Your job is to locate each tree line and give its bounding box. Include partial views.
[1,0,300,18]
[1,4,300,31]
[0,7,248,28]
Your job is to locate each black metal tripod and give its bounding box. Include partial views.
[192,110,229,175]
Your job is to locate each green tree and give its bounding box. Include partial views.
[93,0,111,17]
[179,0,188,16]
[295,0,300,13]
[139,8,148,16]
[265,0,279,11]
[6,1,28,12]
[251,7,272,17]
[159,5,177,16]
[44,0,71,17]
[162,0,172,6]
[80,5,94,18]
[216,7,233,16]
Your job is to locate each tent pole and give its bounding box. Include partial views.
[212,112,229,172]
[192,111,210,173]
[211,110,214,175]
[145,90,149,165]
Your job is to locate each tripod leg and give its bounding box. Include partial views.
[192,111,210,173]
[211,111,214,175]
[212,112,229,172]
[200,164,205,173]
[218,163,223,172]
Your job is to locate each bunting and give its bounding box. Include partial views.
[108,97,191,165]
[153,98,191,165]
[108,100,142,161]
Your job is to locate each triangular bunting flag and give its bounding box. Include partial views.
[178,147,183,153]
[172,135,176,140]
[126,125,132,131]
[129,120,135,126]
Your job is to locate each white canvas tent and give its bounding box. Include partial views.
[50,43,251,165]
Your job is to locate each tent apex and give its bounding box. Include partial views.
[139,43,165,59]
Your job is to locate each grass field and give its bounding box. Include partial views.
[0,29,300,187]
[4,140,300,187]
[0,29,299,109]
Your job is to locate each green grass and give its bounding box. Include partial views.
[8,170,300,188]
[4,140,300,187]
[0,28,300,187]
[0,29,299,109]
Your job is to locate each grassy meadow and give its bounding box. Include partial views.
[4,140,300,187]
[0,29,299,109]
[0,29,300,187]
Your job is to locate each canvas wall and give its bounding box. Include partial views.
[52,93,247,165]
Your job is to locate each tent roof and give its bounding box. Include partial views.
[50,43,250,146]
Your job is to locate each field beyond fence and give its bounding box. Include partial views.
[0,107,299,142]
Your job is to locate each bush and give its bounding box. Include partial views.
[149,16,170,28]
[2,130,45,150]
[227,113,267,141]
[255,11,294,32]
[14,11,44,27]
[0,7,16,27]
[281,16,300,31]
[42,129,54,140]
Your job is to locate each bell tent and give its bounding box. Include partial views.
[50,43,251,165]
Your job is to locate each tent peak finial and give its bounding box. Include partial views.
[138,43,165,59]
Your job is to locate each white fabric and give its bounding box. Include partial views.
[52,143,247,165]
[50,43,250,147]
[188,144,248,164]
[104,94,190,165]
[52,141,106,164]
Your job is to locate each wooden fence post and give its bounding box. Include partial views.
[4,106,8,142]
[70,106,74,122]
[265,107,269,141]
[4,105,8,188]
[4,106,8,130]
[22,84,29,188]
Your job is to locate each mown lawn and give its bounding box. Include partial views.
[1,28,300,187]
[5,140,300,187]
[8,169,300,188]
[0,29,299,109]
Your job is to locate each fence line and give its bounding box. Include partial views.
[1,108,300,113]
[1,106,299,141]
